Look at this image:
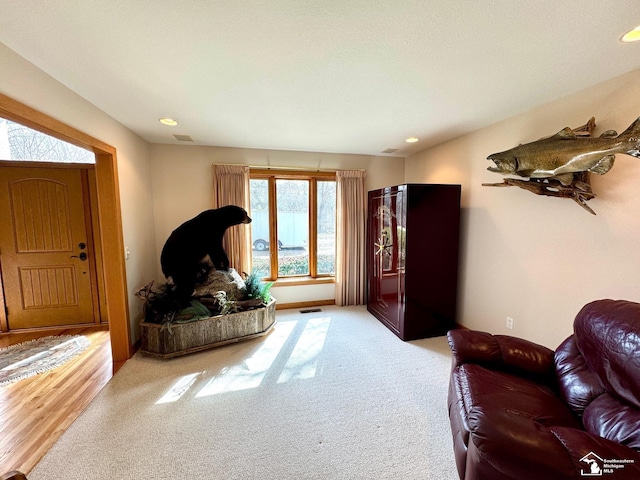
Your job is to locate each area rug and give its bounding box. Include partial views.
[0,335,90,387]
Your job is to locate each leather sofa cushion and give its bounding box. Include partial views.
[466,406,578,480]
[575,300,640,408]
[583,393,640,450]
[555,335,605,415]
[453,364,581,430]
[452,364,582,480]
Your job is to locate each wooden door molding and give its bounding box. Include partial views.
[0,260,7,332]
[0,93,131,362]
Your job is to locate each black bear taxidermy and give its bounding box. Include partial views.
[160,205,252,302]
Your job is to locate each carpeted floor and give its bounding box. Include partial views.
[29,306,458,480]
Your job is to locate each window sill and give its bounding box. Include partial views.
[271,276,335,287]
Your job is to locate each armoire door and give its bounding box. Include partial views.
[0,166,96,329]
[367,187,405,332]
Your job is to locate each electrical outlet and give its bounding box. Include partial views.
[506,317,514,329]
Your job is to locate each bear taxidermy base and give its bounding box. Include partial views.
[160,205,252,302]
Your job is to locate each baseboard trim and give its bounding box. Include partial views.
[276,299,336,310]
[130,338,141,356]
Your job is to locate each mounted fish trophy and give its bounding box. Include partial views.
[483,117,640,214]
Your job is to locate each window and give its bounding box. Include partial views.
[249,169,336,281]
[0,118,95,163]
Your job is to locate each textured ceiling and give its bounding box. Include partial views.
[1,1,639,157]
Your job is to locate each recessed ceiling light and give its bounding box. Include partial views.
[159,117,178,126]
[405,137,419,143]
[621,25,640,43]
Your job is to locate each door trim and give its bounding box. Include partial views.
[0,93,132,362]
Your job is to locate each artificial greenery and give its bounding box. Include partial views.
[137,282,213,325]
[214,290,240,315]
[137,270,273,327]
[243,270,273,304]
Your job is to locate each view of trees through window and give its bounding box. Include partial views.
[0,118,94,163]
[250,173,336,279]
[317,181,337,275]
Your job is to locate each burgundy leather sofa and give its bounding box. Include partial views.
[447,299,640,480]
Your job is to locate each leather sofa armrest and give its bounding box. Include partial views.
[447,330,500,366]
[447,329,556,385]
[1,472,28,480]
[551,426,640,478]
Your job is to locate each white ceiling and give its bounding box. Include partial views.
[1,1,639,157]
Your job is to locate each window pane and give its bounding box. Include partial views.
[317,181,336,275]
[0,118,95,163]
[250,178,271,278]
[276,179,309,276]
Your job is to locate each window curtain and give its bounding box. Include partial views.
[335,170,367,306]
[212,164,251,275]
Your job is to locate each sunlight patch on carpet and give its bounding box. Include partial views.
[195,322,295,397]
[190,316,333,398]
[156,372,203,404]
[277,316,330,383]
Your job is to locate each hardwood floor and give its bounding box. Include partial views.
[0,327,115,475]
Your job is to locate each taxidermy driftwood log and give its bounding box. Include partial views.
[136,268,269,325]
[483,116,640,214]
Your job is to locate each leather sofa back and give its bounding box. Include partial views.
[555,299,640,450]
[575,299,640,409]
[555,335,605,414]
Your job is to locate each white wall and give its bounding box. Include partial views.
[406,67,640,348]
[150,143,405,304]
[0,43,157,342]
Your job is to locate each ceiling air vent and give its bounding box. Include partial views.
[382,148,398,154]
[173,134,193,142]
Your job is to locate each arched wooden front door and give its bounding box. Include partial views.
[0,165,99,329]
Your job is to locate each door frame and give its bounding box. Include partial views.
[0,93,132,363]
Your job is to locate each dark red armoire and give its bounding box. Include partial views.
[366,184,461,340]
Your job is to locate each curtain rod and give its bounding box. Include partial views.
[212,163,365,173]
